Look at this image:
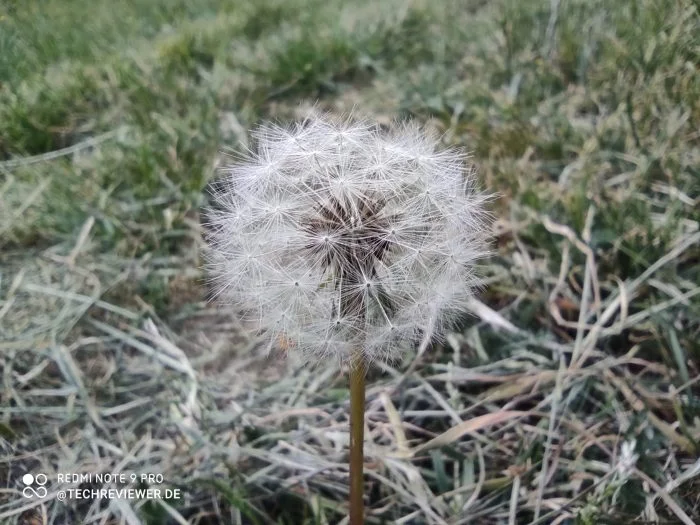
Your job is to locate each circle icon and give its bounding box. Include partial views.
[35,474,48,485]
[22,474,34,485]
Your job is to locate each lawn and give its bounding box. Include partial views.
[1,0,699,523]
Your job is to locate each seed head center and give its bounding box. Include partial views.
[303,193,395,304]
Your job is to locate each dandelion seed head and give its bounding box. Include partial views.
[206,112,491,366]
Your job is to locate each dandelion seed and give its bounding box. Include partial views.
[206,112,491,367]
[617,439,638,479]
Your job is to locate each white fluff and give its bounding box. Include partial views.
[206,113,491,366]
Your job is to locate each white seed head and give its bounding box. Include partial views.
[206,113,491,366]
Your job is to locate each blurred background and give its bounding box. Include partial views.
[1,0,698,523]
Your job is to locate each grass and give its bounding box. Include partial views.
[1,0,699,523]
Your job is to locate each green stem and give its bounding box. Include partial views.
[349,352,366,525]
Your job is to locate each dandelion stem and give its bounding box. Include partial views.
[349,351,366,525]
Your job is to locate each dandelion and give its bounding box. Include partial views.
[206,112,491,523]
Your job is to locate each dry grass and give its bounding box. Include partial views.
[1,0,699,523]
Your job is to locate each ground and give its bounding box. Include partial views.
[0,0,699,524]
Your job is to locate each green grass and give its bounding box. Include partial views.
[1,0,699,523]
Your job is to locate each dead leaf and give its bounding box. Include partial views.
[410,410,526,456]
